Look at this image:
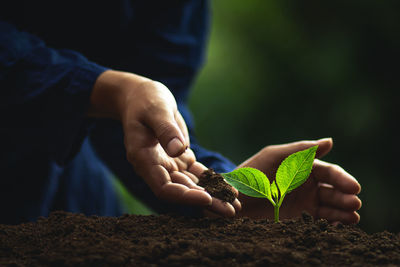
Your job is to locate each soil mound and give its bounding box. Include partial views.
[1,211,399,266]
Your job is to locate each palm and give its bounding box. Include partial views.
[125,122,197,194]
[134,140,189,175]
[279,174,319,218]
[125,124,240,217]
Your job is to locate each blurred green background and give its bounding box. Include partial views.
[188,0,399,233]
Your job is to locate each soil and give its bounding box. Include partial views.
[198,169,236,204]
[0,211,399,266]
[1,171,399,266]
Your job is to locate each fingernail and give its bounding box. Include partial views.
[167,137,184,156]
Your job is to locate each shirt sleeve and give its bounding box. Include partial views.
[0,21,108,165]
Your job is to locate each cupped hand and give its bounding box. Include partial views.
[236,138,362,224]
[90,70,240,217]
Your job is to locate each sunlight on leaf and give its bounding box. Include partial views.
[276,146,318,197]
[221,167,273,203]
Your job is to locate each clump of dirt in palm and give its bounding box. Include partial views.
[198,169,236,203]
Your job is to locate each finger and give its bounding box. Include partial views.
[318,206,360,224]
[142,106,186,157]
[315,138,333,159]
[182,170,199,184]
[175,111,190,147]
[313,159,361,194]
[230,186,239,198]
[174,149,196,171]
[170,171,204,190]
[268,138,333,159]
[188,161,208,177]
[203,198,242,217]
[206,197,236,217]
[232,198,242,212]
[126,137,179,174]
[145,166,211,206]
[144,166,213,207]
[158,182,212,206]
[319,186,362,211]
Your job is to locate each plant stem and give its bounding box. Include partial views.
[274,205,279,222]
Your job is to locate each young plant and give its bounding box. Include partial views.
[221,145,318,222]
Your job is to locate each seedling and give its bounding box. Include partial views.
[221,146,318,222]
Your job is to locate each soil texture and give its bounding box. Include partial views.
[0,211,399,266]
[198,169,236,204]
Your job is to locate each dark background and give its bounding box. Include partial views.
[189,0,400,233]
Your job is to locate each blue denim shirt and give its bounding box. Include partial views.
[0,0,235,224]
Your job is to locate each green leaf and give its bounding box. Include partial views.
[271,180,279,201]
[221,167,273,203]
[276,145,318,197]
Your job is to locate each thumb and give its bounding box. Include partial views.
[143,108,187,157]
[315,137,333,158]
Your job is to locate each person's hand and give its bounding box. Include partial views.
[236,138,362,224]
[89,70,240,216]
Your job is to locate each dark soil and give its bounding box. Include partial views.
[198,169,236,204]
[0,211,399,266]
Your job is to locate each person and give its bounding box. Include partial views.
[0,1,361,225]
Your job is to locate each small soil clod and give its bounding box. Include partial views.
[198,169,236,204]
